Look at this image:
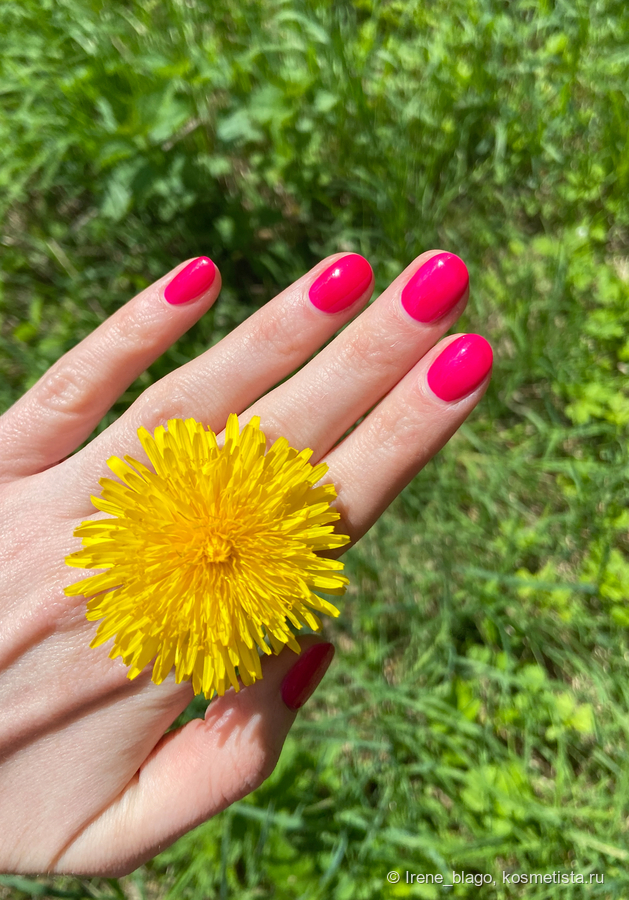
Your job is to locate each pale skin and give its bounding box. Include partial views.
[0,250,490,875]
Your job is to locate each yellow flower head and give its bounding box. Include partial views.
[64,415,350,698]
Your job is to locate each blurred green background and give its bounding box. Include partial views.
[2,0,629,897]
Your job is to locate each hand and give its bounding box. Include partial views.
[0,250,491,875]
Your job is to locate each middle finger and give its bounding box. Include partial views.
[238,249,469,459]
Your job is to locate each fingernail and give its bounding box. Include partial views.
[164,257,216,305]
[401,252,469,323]
[427,334,493,402]
[309,254,373,314]
[281,642,335,711]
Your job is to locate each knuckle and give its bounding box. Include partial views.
[134,374,194,425]
[238,745,277,796]
[33,359,97,420]
[206,711,281,812]
[247,306,306,363]
[229,700,282,791]
[106,305,157,348]
[367,402,424,455]
[338,326,403,382]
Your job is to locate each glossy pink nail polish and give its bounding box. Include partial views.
[401,252,469,323]
[281,642,335,711]
[309,254,373,313]
[427,334,493,401]
[164,257,216,305]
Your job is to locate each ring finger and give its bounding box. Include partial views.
[321,330,493,551]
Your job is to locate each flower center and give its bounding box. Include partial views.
[202,532,234,564]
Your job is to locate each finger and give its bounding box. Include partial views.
[0,257,221,481]
[236,250,469,460]
[52,635,334,877]
[67,253,374,512]
[323,332,493,550]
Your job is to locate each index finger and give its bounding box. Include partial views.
[0,257,221,481]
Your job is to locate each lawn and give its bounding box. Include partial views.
[1,0,629,897]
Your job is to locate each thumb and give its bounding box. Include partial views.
[53,635,335,876]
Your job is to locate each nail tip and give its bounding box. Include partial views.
[468,333,494,363]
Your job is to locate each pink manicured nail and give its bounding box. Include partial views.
[427,334,493,401]
[281,642,335,711]
[164,257,216,305]
[309,254,373,313]
[401,252,469,323]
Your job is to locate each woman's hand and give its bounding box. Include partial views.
[0,250,491,876]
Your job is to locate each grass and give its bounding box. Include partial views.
[1,0,629,897]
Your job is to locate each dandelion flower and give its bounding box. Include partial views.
[64,415,350,698]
